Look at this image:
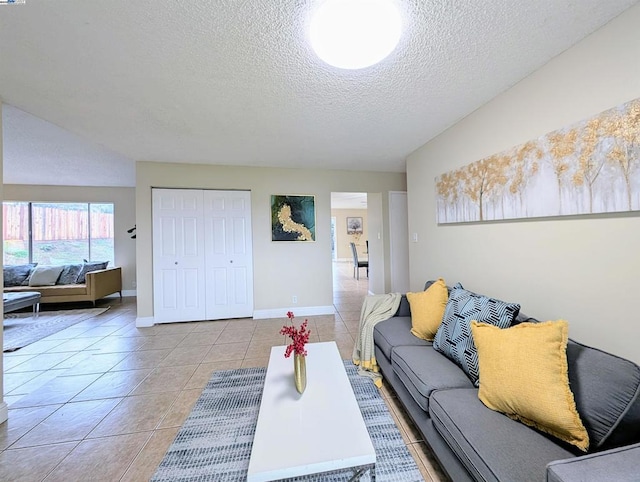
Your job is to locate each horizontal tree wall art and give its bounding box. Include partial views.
[436,97,640,223]
[271,195,316,241]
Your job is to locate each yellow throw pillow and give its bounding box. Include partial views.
[470,320,589,452]
[407,278,448,341]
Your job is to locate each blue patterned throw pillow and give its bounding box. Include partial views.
[3,263,37,287]
[56,264,83,285]
[75,261,109,284]
[433,283,520,386]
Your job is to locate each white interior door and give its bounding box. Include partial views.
[152,189,206,323]
[203,190,254,319]
[389,191,410,293]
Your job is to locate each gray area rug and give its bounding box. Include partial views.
[152,362,423,481]
[3,307,109,352]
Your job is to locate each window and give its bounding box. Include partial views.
[90,204,115,265]
[3,202,115,267]
[3,202,29,265]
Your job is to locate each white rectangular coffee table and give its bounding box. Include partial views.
[247,341,376,481]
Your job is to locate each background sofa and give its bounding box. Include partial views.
[3,263,122,306]
[373,283,640,482]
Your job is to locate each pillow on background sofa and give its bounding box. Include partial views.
[471,320,589,452]
[433,283,520,386]
[28,265,65,286]
[407,278,449,341]
[3,263,37,287]
[56,264,84,285]
[76,261,109,284]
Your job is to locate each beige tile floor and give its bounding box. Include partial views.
[0,261,447,482]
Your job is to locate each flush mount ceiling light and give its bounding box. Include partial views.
[309,0,402,70]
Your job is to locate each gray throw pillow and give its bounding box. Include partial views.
[28,265,65,286]
[76,261,109,284]
[56,264,84,285]
[3,263,37,287]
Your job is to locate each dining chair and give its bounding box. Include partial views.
[350,242,369,280]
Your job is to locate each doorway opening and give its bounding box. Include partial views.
[330,192,368,296]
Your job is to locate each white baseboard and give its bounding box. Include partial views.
[105,290,136,298]
[136,305,335,325]
[253,305,335,320]
[0,401,7,424]
[135,316,155,327]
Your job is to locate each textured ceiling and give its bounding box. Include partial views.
[331,192,367,210]
[1,0,637,187]
[2,106,135,187]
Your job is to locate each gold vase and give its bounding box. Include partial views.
[294,353,306,394]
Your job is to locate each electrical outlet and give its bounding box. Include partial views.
[292,295,298,304]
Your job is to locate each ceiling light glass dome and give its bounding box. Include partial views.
[309,0,402,70]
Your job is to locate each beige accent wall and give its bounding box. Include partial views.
[331,208,368,261]
[1,99,6,422]
[3,185,137,292]
[406,4,640,363]
[136,162,406,318]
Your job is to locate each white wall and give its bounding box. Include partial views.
[367,192,385,295]
[406,4,640,363]
[3,185,137,293]
[136,162,406,320]
[331,208,368,260]
[389,191,409,293]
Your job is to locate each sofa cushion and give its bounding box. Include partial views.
[4,264,37,287]
[433,283,520,386]
[373,317,431,361]
[430,388,575,482]
[392,345,473,411]
[471,320,589,452]
[4,284,89,297]
[28,265,65,287]
[76,261,109,283]
[566,339,640,451]
[513,310,539,325]
[56,264,83,285]
[407,278,448,341]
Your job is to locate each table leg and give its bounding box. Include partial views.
[347,464,375,482]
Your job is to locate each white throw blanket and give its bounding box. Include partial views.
[352,293,402,388]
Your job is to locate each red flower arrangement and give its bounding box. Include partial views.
[280,311,311,357]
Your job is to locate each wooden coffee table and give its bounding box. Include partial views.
[247,341,376,481]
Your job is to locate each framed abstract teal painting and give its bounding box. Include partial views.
[271,195,316,241]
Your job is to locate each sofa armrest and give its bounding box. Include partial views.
[546,442,640,482]
[85,267,122,301]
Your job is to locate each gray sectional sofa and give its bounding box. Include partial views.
[373,286,640,482]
